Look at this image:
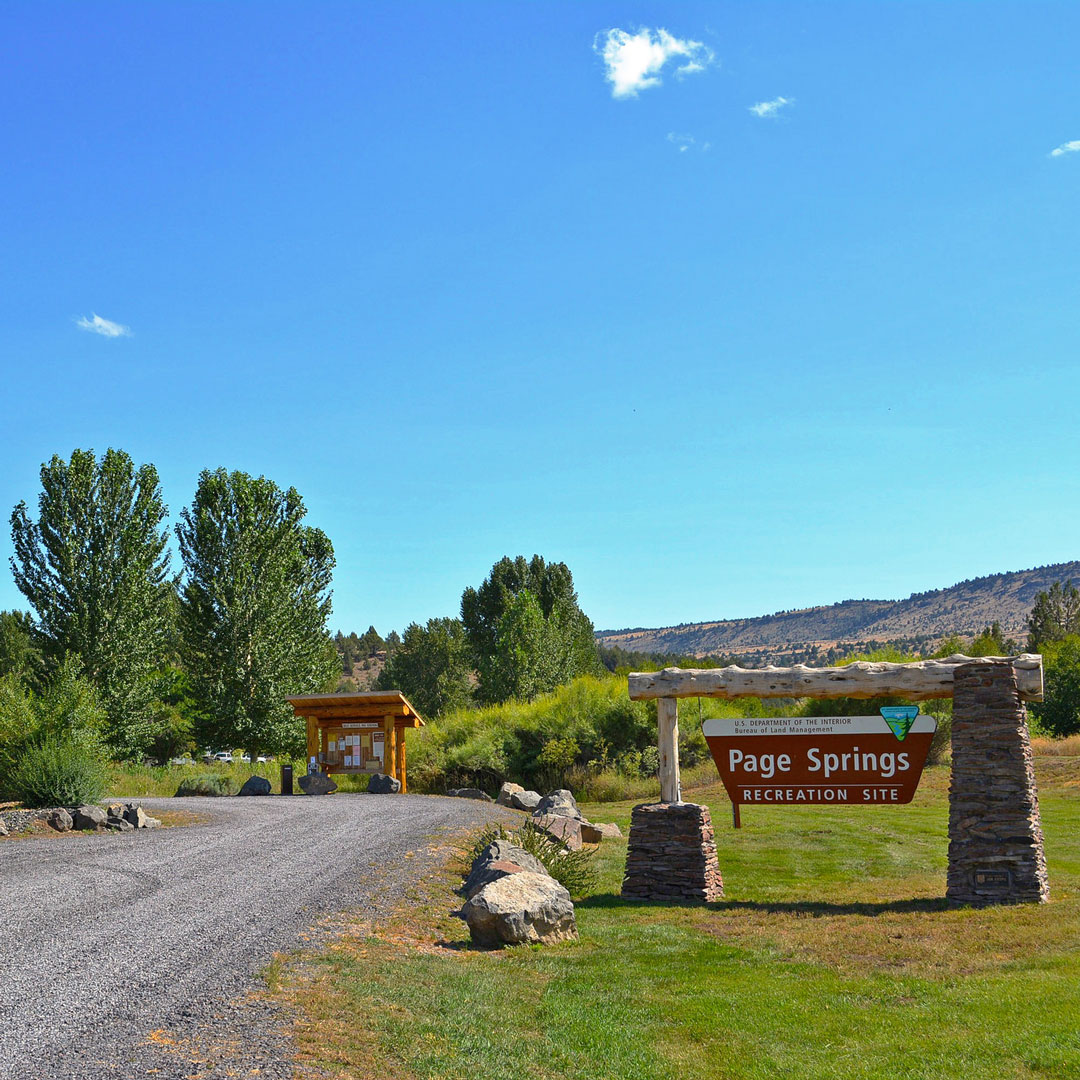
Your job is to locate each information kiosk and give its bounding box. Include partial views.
[286,690,424,792]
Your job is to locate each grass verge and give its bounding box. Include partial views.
[265,757,1080,1080]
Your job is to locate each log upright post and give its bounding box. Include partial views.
[657,696,681,804]
[383,714,397,782]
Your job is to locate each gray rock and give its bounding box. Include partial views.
[143,816,162,829]
[106,803,126,820]
[447,788,493,802]
[594,822,623,839]
[496,782,525,807]
[47,808,73,833]
[0,820,8,837]
[532,814,583,851]
[238,776,272,797]
[107,818,135,832]
[461,872,577,946]
[535,790,582,820]
[366,773,401,794]
[298,772,338,796]
[72,805,107,831]
[510,790,542,812]
[463,841,548,898]
[123,804,149,828]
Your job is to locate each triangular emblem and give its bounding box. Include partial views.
[880,706,919,741]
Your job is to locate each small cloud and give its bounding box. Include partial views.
[594,27,714,99]
[667,132,709,153]
[76,313,132,338]
[1050,140,1080,158]
[749,95,793,119]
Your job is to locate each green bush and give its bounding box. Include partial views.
[8,733,107,807]
[175,772,237,797]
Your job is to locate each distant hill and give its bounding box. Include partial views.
[598,562,1080,665]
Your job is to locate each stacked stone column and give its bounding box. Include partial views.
[947,661,1049,905]
[621,802,723,902]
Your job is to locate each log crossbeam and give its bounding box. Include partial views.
[629,654,1044,703]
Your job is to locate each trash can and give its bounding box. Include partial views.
[281,764,293,796]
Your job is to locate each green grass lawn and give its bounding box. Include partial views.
[271,758,1080,1080]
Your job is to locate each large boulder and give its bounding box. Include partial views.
[532,814,583,851]
[496,782,524,807]
[367,773,401,794]
[107,818,135,832]
[594,822,623,839]
[47,808,73,833]
[461,872,577,947]
[535,790,582,820]
[463,840,548,899]
[579,822,605,845]
[298,772,338,796]
[510,790,542,812]
[447,788,493,802]
[72,805,107,831]
[238,776,272,797]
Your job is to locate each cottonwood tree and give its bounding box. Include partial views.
[375,617,473,717]
[461,555,599,703]
[9,449,173,757]
[176,469,339,759]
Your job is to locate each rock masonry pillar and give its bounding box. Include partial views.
[621,801,724,902]
[947,661,1049,905]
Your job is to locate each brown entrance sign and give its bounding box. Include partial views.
[703,713,937,810]
[622,655,1049,906]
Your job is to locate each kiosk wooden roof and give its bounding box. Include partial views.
[287,691,424,791]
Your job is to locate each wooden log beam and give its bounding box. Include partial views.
[657,697,681,804]
[628,654,1044,703]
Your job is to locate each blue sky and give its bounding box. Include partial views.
[1,2,1079,635]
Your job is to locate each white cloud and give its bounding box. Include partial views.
[76,313,132,338]
[667,132,710,153]
[749,96,793,119]
[594,28,713,99]
[1050,140,1080,158]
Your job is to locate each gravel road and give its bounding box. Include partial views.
[0,793,509,1080]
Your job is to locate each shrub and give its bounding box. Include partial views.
[175,772,237,797]
[8,733,107,807]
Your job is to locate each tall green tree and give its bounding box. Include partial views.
[176,469,338,759]
[1027,581,1080,651]
[461,555,599,703]
[0,610,44,685]
[375,617,473,717]
[9,449,173,757]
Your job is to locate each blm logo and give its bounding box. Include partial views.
[880,706,920,741]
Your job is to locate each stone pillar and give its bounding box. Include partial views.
[621,802,723,902]
[947,661,1049,905]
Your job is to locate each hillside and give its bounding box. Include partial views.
[598,561,1080,664]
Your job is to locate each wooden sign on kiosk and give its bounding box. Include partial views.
[286,691,424,792]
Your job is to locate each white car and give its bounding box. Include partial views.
[212,751,234,763]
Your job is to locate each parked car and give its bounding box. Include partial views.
[212,751,234,763]
[169,756,196,767]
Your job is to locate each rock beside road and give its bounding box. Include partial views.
[534,789,583,820]
[447,788,493,802]
[47,809,73,833]
[461,872,577,947]
[238,776,272,797]
[73,805,107,831]
[298,772,338,796]
[532,814,583,850]
[510,789,542,811]
[366,773,401,794]
[496,782,524,807]
[463,840,548,899]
